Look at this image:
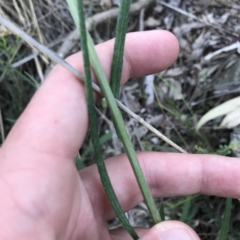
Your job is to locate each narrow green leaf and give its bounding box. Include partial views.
[66,0,80,32]
[75,153,86,170]
[82,131,113,158]
[219,198,232,240]
[110,0,131,99]
[180,196,192,223]
[71,1,138,239]
[86,32,161,224]
[159,200,165,221]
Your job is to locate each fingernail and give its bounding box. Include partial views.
[160,227,194,240]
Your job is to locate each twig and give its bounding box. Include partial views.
[204,41,240,61]
[139,8,145,31]
[28,0,45,44]
[217,0,240,10]
[116,100,187,153]
[12,53,38,68]
[158,0,239,38]
[0,15,186,154]
[18,0,30,25]
[13,0,25,25]
[34,53,45,83]
[11,37,66,68]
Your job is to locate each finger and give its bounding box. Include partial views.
[3,30,179,159]
[110,228,147,240]
[109,221,199,240]
[80,152,240,220]
[110,221,199,240]
[139,221,200,240]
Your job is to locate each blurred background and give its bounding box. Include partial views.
[0,0,240,239]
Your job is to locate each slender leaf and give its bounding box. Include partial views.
[75,153,86,170]
[82,131,113,158]
[180,196,192,223]
[110,0,131,99]
[71,1,138,239]
[86,32,161,224]
[219,198,232,240]
[159,200,165,221]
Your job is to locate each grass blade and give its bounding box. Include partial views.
[71,1,138,239]
[219,198,232,240]
[82,131,113,158]
[159,200,165,221]
[86,32,161,224]
[180,196,192,223]
[110,0,131,99]
[75,153,86,170]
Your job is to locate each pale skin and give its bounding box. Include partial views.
[0,30,239,240]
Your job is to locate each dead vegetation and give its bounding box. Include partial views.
[1,0,240,239]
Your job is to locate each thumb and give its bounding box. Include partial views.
[140,221,200,240]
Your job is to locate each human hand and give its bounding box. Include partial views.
[0,30,239,240]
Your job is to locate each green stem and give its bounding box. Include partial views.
[75,1,138,239]
[219,198,232,240]
[87,32,161,224]
[110,0,131,99]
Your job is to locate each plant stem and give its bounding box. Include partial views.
[219,198,232,240]
[110,0,131,99]
[75,1,138,239]
[87,32,161,224]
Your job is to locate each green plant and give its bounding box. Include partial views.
[0,2,235,239]
[195,144,232,156]
[74,0,138,238]
[219,198,232,240]
[67,0,162,238]
[0,35,37,144]
[110,0,131,99]
[68,2,232,238]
